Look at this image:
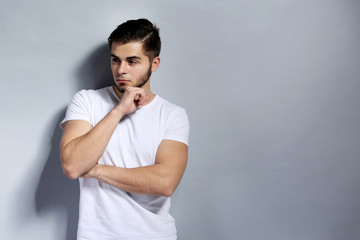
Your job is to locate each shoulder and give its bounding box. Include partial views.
[155,95,187,116]
[71,86,114,104]
[155,96,189,127]
[75,86,112,99]
[67,86,115,113]
[155,96,190,145]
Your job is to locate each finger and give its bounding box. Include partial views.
[134,90,146,102]
[138,95,151,106]
[127,87,144,97]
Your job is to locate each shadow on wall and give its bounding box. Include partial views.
[35,43,113,240]
[76,43,113,90]
[35,110,78,240]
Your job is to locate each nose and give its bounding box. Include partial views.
[117,62,128,75]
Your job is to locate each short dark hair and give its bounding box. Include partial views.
[108,18,161,61]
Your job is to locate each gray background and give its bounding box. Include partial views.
[1,0,360,239]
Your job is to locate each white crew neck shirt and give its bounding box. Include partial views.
[61,86,189,240]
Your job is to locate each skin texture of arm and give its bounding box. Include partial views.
[60,109,123,179]
[83,140,188,197]
[60,86,188,197]
[60,87,149,179]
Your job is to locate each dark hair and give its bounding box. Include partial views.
[108,18,161,61]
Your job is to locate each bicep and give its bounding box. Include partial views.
[60,120,93,150]
[155,140,188,184]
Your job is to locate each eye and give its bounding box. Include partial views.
[111,58,120,63]
[128,60,137,65]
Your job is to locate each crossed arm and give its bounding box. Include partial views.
[60,87,188,197]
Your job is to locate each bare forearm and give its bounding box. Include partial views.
[85,140,188,196]
[61,87,150,180]
[87,164,177,197]
[61,108,124,179]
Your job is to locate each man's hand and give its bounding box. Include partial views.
[60,87,152,180]
[116,87,151,115]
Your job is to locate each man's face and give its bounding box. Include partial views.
[110,41,154,95]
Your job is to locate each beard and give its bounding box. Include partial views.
[114,66,152,93]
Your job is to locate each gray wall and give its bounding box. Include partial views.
[1,0,360,239]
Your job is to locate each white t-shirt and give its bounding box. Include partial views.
[61,86,189,240]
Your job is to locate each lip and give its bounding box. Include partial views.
[116,78,130,83]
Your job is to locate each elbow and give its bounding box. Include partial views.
[60,147,83,180]
[62,162,81,180]
[162,189,174,197]
[60,154,81,180]
[160,182,177,197]
[62,166,81,180]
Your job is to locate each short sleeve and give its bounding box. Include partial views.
[60,90,92,128]
[163,108,190,146]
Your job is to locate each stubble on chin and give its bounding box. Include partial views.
[114,84,126,93]
[113,67,152,94]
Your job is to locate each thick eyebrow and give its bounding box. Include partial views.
[126,56,141,61]
[110,54,141,61]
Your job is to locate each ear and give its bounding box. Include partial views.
[151,56,160,72]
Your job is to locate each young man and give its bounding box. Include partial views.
[60,19,189,240]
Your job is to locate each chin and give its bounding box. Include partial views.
[114,84,127,93]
